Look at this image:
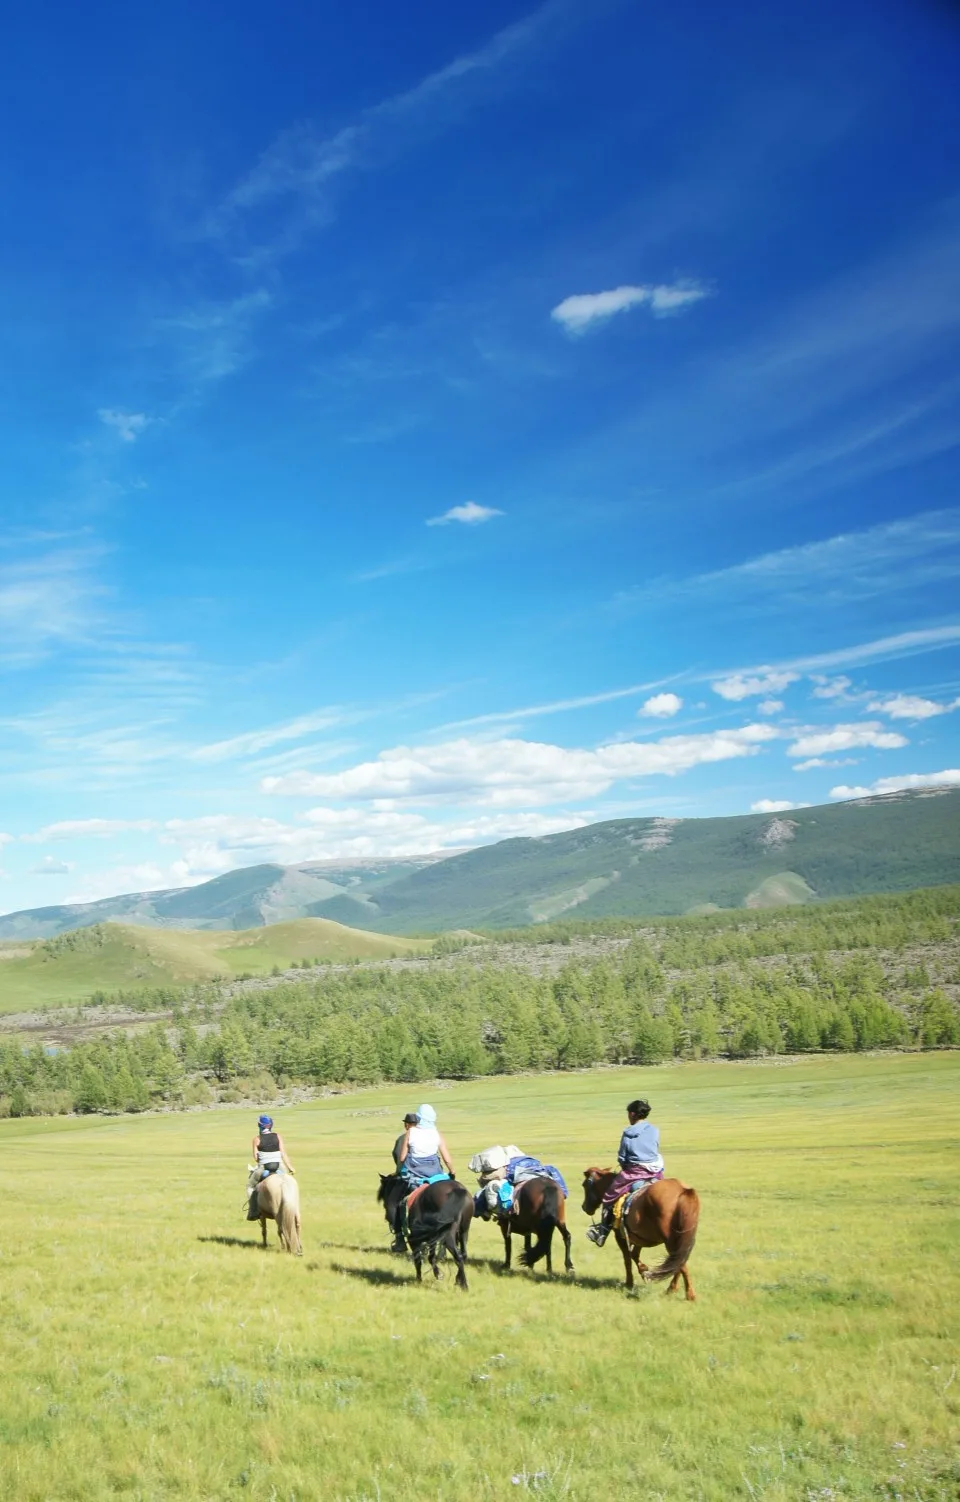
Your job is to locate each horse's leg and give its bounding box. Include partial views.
[430,1244,442,1280]
[260,1216,268,1250]
[414,1249,423,1283]
[559,1222,575,1275]
[615,1229,634,1290]
[500,1218,511,1271]
[680,1265,696,1302]
[448,1227,468,1291]
[523,1232,532,1260]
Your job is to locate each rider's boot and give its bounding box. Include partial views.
[586,1204,614,1246]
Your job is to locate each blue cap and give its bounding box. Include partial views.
[258,1115,273,1129]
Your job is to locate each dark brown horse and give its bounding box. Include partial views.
[377,1173,473,1291]
[499,1177,574,1275]
[582,1168,699,1298]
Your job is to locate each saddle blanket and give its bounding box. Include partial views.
[611,1182,652,1232]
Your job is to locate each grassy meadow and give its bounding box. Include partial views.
[2,1052,958,1501]
[0,919,427,1012]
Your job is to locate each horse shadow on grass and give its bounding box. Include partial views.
[328,1262,411,1287]
[197,1235,264,1251]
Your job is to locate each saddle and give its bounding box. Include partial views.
[611,1182,651,1235]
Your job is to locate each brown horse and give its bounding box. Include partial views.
[582,1168,698,1298]
[500,1177,574,1275]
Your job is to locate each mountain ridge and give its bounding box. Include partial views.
[1,788,958,939]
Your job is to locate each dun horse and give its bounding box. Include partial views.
[499,1177,574,1275]
[249,1169,302,1255]
[582,1168,698,1298]
[378,1173,473,1291]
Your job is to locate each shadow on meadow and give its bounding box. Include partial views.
[197,1235,266,1251]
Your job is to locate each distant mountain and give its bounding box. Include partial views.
[0,855,457,941]
[1,789,958,941]
[308,787,960,932]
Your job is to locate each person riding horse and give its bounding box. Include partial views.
[586,1097,664,1246]
[246,1114,296,1220]
[387,1104,456,1251]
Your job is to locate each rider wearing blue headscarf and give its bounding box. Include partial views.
[396,1103,455,1184]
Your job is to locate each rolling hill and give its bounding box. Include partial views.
[1,787,958,942]
[0,918,427,1012]
[0,854,457,941]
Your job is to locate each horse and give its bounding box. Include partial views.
[377,1173,473,1291]
[582,1168,698,1298]
[248,1168,302,1255]
[499,1177,574,1275]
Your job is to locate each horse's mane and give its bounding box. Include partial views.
[584,1166,616,1178]
[376,1172,401,1204]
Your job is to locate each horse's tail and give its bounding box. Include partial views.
[519,1181,560,1268]
[278,1178,302,1256]
[646,1186,699,1282]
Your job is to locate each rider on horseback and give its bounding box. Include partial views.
[246,1114,296,1220]
[586,1098,664,1247]
[397,1104,455,1183]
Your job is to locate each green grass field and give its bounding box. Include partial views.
[3,1053,958,1501]
[0,919,427,1012]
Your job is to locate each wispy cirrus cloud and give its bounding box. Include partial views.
[426,502,504,527]
[158,289,272,386]
[551,280,708,334]
[188,709,354,765]
[98,409,152,443]
[23,819,156,843]
[202,0,602,260]
[0,545,108,668]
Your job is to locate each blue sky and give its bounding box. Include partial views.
[2,0,960,913]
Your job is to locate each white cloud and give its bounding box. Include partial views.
[64,863,175,904]
[830,769,960,800]
[787,722,908,758]
[868,693,960,721]
[639,692,683,718]
[811,675,854,700]
[0,833,12,848]
[156,806,589,877]
[30,856,72,876]
[757,699,784,715]
[712,669,799,702]
[792,756,860,771]
[426,502,503,527]
[23,819,156,843]
[262,725,778,806]
[551,281,707,334]
[98,409,151,443]
[751,799,801,813]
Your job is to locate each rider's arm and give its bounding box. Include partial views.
[277,1133,295,1173]
[397,1129,410,1164]
[252,1135,260,1160]
[438,1134,455,1176]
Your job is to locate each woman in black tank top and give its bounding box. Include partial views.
[252,1115,295,1177]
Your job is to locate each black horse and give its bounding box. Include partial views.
[377,1173,473,1291]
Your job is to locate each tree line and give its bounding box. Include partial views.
[1,886,957,1117]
